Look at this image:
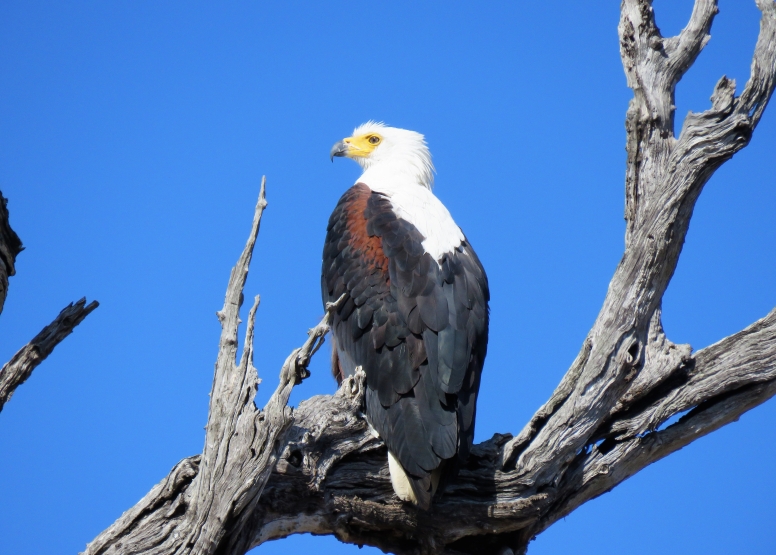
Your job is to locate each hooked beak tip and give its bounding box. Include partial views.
[330,141,348,161]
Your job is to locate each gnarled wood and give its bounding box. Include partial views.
[84,2,776,554]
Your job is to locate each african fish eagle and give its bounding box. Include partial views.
[323,122,489,509]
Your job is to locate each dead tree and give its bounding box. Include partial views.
[2,1,773,554]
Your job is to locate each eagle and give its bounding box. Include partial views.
[322,122,489,509]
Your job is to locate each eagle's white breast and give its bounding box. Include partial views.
[357,166,464,262]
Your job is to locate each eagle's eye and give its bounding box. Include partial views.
[368,135,381,145]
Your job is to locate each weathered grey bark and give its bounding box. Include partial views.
[83,2,776,554]
[0,190,98,413]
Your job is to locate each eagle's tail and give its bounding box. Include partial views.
[387,451,442,511]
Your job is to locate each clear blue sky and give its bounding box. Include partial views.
[1,1,774,554]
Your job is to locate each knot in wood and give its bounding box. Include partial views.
[648,36,663,51]
[618,336,643,379]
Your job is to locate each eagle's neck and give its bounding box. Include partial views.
[355,149,434,190]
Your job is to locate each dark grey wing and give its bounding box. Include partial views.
[322,185,489,509]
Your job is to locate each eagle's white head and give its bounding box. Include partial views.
[330,121,435,189]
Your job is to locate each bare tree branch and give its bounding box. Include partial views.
[0,191,99,413]
[0,191,24,315]
[82,3,776,555]
[0,298,99,412]
[666,0,717,81]
[502,0,776,481]
[82,179,347,555]
[533,307,776,535]
[601,308,776,440]
[182,174,271,555]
